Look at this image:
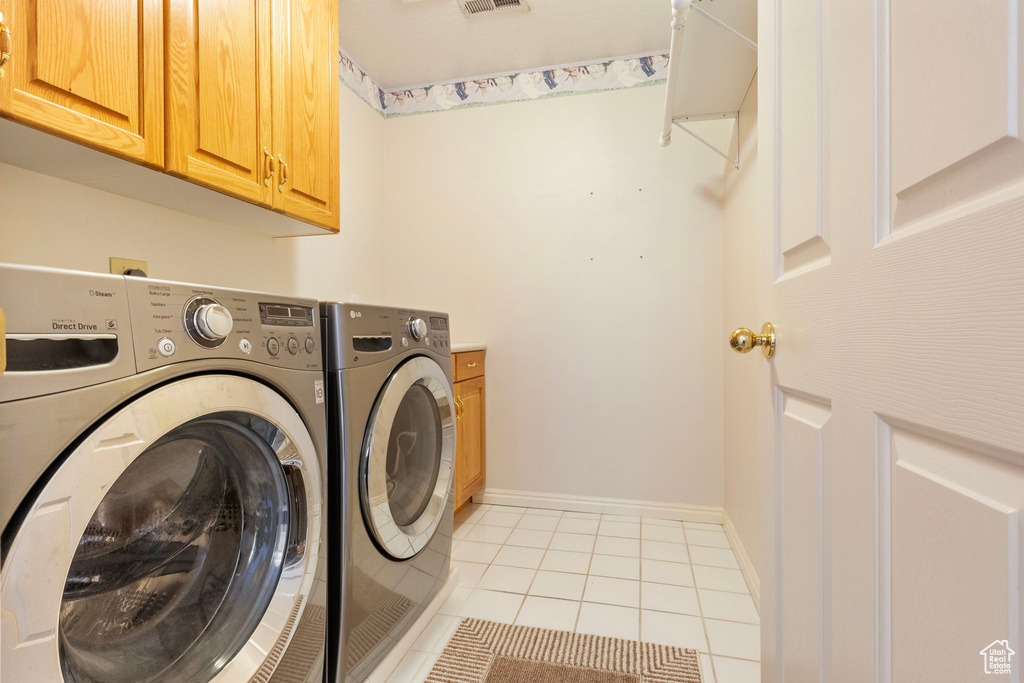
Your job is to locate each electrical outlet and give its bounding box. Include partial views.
[109,257,149,277]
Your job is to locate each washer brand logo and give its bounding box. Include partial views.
[52,319,98,331]
[349,310,361,318]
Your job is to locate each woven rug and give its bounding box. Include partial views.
[424,619,703,683]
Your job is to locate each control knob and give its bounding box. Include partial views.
[408,317,428,341]
[194,303,234,341]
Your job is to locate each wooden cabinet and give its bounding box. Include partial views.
[165,0,274,205]
[453,352,486,512]
[0,0,338,232]
[0,0,164,167]
[269,0,338,227]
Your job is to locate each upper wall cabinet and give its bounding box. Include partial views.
[165,0,274,206]
[0,0,338,234]
[0,0,164,167]
[270,0,338,227]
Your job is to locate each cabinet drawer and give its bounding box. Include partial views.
[454,351,485,382]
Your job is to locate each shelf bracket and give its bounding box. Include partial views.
[659,0,757,169]
[658,0,694,148]
[672,112,740,169]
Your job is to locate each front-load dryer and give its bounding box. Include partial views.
[321,303,455,683]
[0,263,328,683]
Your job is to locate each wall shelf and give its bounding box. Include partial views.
[659,0,757,168]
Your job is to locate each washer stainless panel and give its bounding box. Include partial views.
[323,302,454,683]
[1,263,327,683]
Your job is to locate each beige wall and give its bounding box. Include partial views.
[382,86,726,506]
[0,86,385,302]
[722,76,760,569]
[1,81,731,509]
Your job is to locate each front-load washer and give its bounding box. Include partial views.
[0,263,328,683]
[321,303,455,683]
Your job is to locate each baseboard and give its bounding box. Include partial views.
[364,566,461,683]
[722,509,760,610]
[473,487,724,524]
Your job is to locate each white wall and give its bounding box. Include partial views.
[383,86,726,506]
[0,86,385,302]
[1,80,730,510]
[722,77,760,568]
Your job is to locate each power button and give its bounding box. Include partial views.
[157,338,176,357]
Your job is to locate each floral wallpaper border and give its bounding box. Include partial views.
[339,48,669,118]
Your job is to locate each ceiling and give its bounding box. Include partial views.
[340,0,680,90]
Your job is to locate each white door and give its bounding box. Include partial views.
[758,1,1024,682]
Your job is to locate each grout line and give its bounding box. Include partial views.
[637,521,644,642]
[509,509,560,626]
[687,526,719,683]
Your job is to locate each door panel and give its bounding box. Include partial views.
[888,423,1024,682]
[778,0,830,273]
[454,376,485,508]
[760,0,1024,681]
[778,391,830,683]
[165,0,273,204]
[271,0,338,230]
[890,0,1024,230]
[0,0,163,165]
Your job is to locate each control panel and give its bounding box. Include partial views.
[126,277,321,372]
[320,302,450,371]
[0,264,137,403]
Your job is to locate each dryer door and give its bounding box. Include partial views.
[0,375,323,683]
[362,356,455,560]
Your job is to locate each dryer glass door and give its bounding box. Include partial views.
[1,376,323,683]
[362,356,455,559]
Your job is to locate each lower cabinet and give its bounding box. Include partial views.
[453,352,485,512]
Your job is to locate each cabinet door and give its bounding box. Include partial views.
[165,0,273,205]
[454,376,486,510]
[270,0,338,231]
[0,0,163,166]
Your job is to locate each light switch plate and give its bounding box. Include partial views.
[109,257,149,277]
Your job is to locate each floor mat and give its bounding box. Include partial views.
[424,619,703,682]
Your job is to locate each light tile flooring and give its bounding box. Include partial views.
[386,504,760,683]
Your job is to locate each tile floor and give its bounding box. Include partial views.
[385,504,760,683]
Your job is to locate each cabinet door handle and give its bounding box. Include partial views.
[263,147,275,187]
[278,154,288,192]
[466,362,478,368]
[0,11,12,75]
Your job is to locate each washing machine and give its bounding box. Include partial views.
[0,264,327,683]
[321,303,455,683]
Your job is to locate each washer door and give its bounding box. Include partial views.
[362,356,455,560]
[0,375,322,683]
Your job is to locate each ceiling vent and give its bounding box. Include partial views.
[459,0,530,17]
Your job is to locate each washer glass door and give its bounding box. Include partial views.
[362,356,455,559]
[0,375,323,683]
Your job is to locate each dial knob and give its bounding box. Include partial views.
[408,317,428,341]
[194,303,233,341]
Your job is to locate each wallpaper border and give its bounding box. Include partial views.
[339,48,670,118]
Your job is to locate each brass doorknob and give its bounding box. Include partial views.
[730,322,776,358]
